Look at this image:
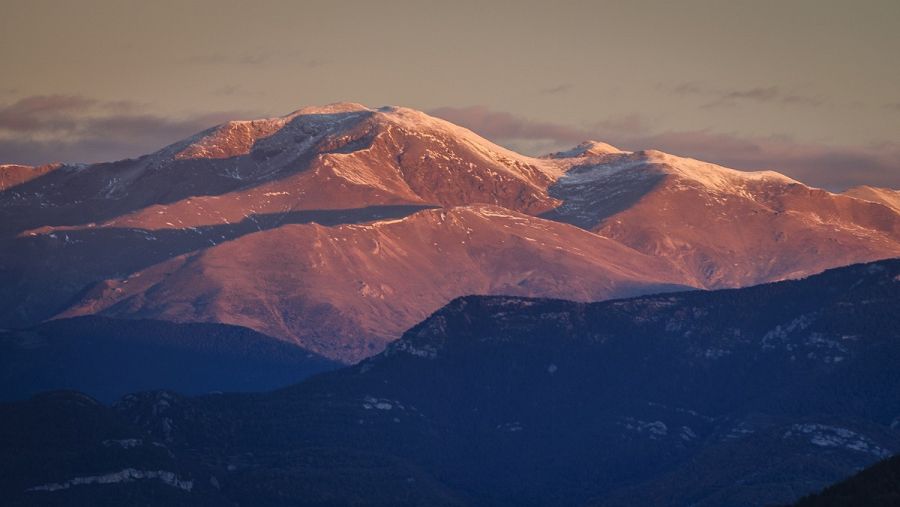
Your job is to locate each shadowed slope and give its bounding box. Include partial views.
[0,316,339,403]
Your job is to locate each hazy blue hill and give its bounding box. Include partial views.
[0,316,339,403]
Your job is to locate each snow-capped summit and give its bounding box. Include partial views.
[545,146,900,287]
[609,149,797,193]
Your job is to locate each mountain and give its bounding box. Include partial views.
[3,103,900,361]
[0,103,561,236]
[792,453,900,506]
[0,316,339,403]
[2,259,899,506]
[542,147,900,287]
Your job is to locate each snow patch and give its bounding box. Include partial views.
[27,469,193,493]
[725,422,756,440]
[497,421,524,432]
[622,418,669,439]
[362,396,407,412]
[389,340,439,359]
[680,426,698,441]
[784,424,891,458]
[102,439,142,449]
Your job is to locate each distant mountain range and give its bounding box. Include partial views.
[3,103,900,362]
[2,259,899,506]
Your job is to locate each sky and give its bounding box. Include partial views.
[1,0,898,190]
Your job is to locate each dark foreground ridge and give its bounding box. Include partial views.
[792,453,900,506]
[2,259,900,506]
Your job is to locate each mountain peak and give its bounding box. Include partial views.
[626,149,800,191]
[547,140,626,158]
[552,147,799,196]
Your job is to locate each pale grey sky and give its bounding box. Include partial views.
[1,0,898,189]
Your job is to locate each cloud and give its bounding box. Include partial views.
[666,82,823,108]
[0,95,96,132]
[539,83,573,95]
[722,86,780,101]
[429,106,592,145]
[182,53,269,65]
[430,105,900,190]
[181,49,328,68]
[0,95,253,165]
[592,113,649,136]
[213,84,264,97]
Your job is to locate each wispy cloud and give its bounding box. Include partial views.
[182,53,269,66]
[592,113,649,136]
[666,82,824,108]
[538,83,573,95]
[430,105,900,190]
[0,95,95,132]
[213,84,265,97]
[0,95,253,165]
[181,49,328,68]
[429,106,592,145]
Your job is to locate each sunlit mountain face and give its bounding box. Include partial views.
[3,104,900,364]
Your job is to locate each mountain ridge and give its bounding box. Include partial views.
[3,102,900,361]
